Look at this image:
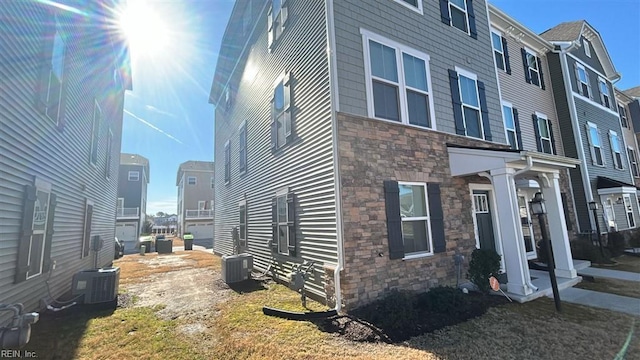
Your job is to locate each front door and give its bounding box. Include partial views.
[473,190,496,252]
[517,195,537,259]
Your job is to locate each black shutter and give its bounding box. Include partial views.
[549,122,557,155]
[271,197,278,251]
[537,57,545,90]
[15,185,37,284]
[83,204,93,257]
[42,193,57,272]
[532,114,542,152]
[439,0,450,24]
[521,48,531,84]
[286,192,296,257]
[561,192,573,231]
[477,81,491,141]
[502,36,511,75]
[428,183,446,254]
[466,0,477,39]
[448,70,465,135]
[384,180,404,260]
[513,108,523,150]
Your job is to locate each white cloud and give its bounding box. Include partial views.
[147,198,177,216]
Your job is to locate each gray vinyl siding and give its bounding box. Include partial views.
[548,52,578,159]
[568,167,590,232]
[497,37,563,155]
[566,56,615,112]
[574,97,632,186]
[0,1,125,324]
[213,0,335,298]
[569,36,606,76]
[117,164,144,209]
[334,0,506,144]
[182,170,214,212]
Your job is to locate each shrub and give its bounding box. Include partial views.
[607,231,626,257]
[352,289,417,331]
[417,286,465,314]
[467,249,501,293]
[570,238,613,264]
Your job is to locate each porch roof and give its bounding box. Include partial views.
[596,176,637,195]
[447,144,581,177]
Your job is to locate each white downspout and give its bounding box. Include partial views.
[325,0,343,312]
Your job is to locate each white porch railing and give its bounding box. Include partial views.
[185,209,213,219]
[116,207,139,218]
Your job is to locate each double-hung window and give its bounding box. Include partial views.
[619,104,629,128]
[42,21,66,126]
[271,189,296,256]
[90,100,101,165]
[188,176,197,185]
[210,177,215,189]
[534,113,554,155]
[224,140,231,184]
[128,171,139,181]
[587,122,604,166]
[399,182,433,256]
[522,49,544,88]
[363,30,434,128]
[502,102,519,150]
[448,0,469,34]
[609,130,623,169]
[239,200,247,248]
[458,70,482,139]
[393,0,423,13]
[267,0,288,50]
[575,63,591,98]
[28,183,51,278]
[239,122,247,174]
[628,147,639,177]
[105,130,113,179]
[271,73,293,150]
[583,39,591,57]
[599,78,611,108]
[491,31,510,73]
[624,194,636,228]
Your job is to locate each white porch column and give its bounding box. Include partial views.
[491,168,534,296]
[540,173,577,279]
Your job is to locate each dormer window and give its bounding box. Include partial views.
[583,39,591,57]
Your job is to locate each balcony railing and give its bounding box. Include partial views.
[116,207,139,218]
[185,209,213,219]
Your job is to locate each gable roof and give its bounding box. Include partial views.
[176,160,215,185]
[540,20,620,81]
[624,86,640,99]
[488,4,553,53]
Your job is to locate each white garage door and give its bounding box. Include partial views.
[115,223,137,242]
[186,223,213,240]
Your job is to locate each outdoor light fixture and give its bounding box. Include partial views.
[529,191,562,312]
[529,192,546,215]
[588,201,598,211]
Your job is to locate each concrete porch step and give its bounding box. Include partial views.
[572,259,591,270]
[554,287,640,316]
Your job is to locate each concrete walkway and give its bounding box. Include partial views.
[549,264,640,316]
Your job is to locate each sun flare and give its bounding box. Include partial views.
[119,0,169,58]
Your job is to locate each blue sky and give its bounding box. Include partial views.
[121,0,640,216]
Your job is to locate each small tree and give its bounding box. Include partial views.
[141,220,153,235]
[467,249,501,293]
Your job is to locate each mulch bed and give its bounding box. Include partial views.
[316,292,509,343]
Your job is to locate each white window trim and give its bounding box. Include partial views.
[568,54,620,116]
[239,199,247,245]
[587,122,605,167]
[502,101,517,149]
[224,140,230,184]
[583,39,591,58]
[491,30,506,72]
[598,77,611,108]
[361,28,436,130]
[198,200,206,210]
[535,112,553,154]
[455,66,484,139]
[26,178,52,279]
[275,191,289,256]
[448,0,470,35]
[81,199,94,259]
[187,176,197,185]
[628,146,639,178]
[609,130,623,170]
[210,177,215,189]
[90,99,101,166]
[398,181,434,258]
[239,121,247,175]
[272,72,292,149]
[392,0,423,14]
[524,47,541,88]
[619,103,629,128]
[105,129,113,179]
[623,194,636,228]
[46,21,65,125]
[575,62,590,96]
[128,171,140,181]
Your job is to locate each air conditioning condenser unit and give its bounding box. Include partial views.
[72,267,120,304]
[221,254,253,284]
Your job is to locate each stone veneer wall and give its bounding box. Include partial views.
[336,112,510,309]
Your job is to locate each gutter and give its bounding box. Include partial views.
[325,0,344,312]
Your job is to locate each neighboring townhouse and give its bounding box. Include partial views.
[623,86,640,192]
[211,0,580,309]
[115,154,149,245]
[176,161,215,241]
[0,0,130,323]
[614,88,640,191]
[541,21,640,234]
[489,5,579,262]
